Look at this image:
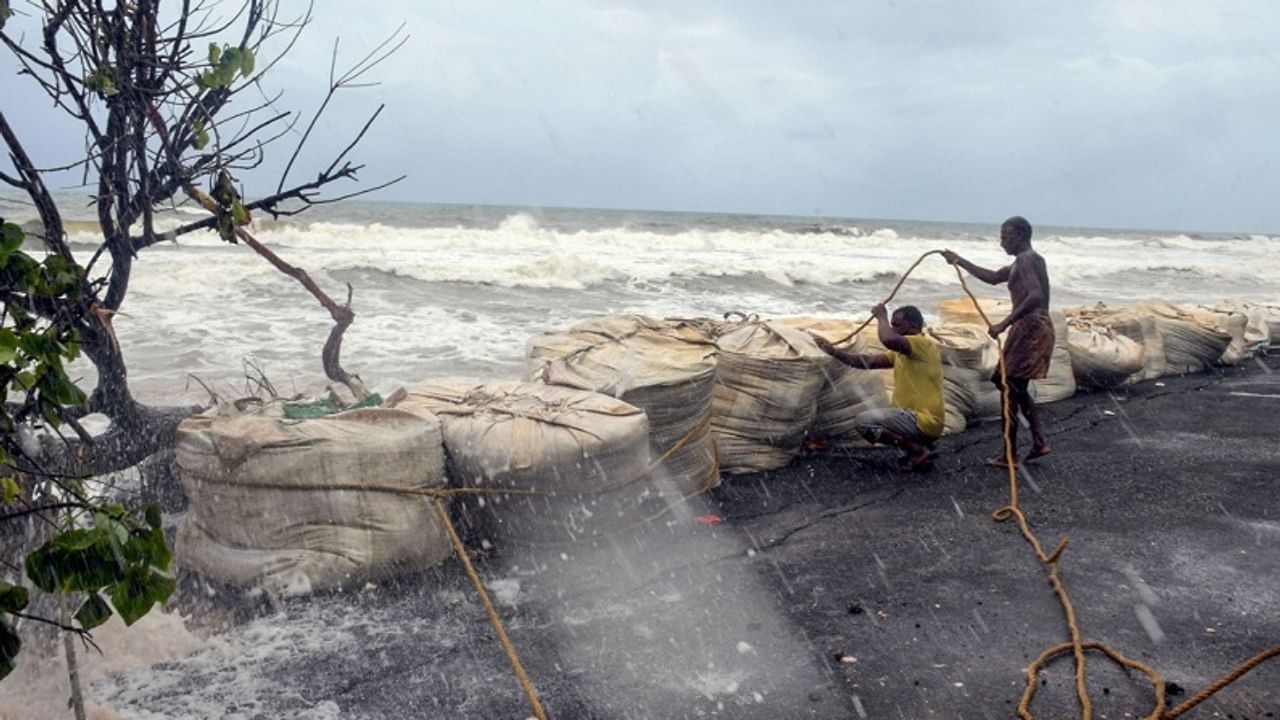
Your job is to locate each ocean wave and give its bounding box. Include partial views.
[497,212,541,233]
[34,211,1280,296]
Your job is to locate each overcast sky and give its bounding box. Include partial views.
[7,1,1280,232]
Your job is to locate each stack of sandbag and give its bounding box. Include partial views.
[1030,310,1077,403]
[526,314,719,501]
[1187,305,1252,364]
[941,366,985,435]
[395,379,651,546]
[1135,302,1233,374]
[175,404,451,596]
[712,318,831,473]
[924,322,1001,420]
[1065,314,1146,389]
[1067,304,1168,382]
[926,321,999,376]
[1202,300,1280,352]
[937,298,1075,404]
[775,318,891,448]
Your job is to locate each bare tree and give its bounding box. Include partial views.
[0,0,405,477]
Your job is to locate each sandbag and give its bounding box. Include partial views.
[1074,305,1170,382]
[776,318,891,448]
[941,365,983,435]
[712,319,830,473]
[526,314,719,500]
[1202,301,1278,351]
[396,379,652,545]
[175,405,450,596]
[1135,302,1233,374]
[938,301,1074,402]
[972,382,1004,422]
[565,313,714,345]
[926,322,999,376]
[1066,317,1146,389]
[1030,310,1077,403]
[938,297,1011,326]
[1187,305,1251,365]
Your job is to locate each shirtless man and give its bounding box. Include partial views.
[942,216,1053,468]
[812,303,944,471]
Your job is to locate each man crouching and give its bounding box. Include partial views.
[811,304,944,471]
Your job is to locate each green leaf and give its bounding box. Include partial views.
[221,47,242,72]
[0,619,20,682]
[52,528,97,552]
[240,48,255,77]
[26,530,125,593]
[0,1,12,32]
[144,503,162,531]
[137,524,171,571]
[217,213,236,244]
[193,122,210,150]
[40,372,86,406]
[108,519,130,549]
[0,328,17,364]
[231,200,250,226]
[0,477,19,505]
[109,568,174,626]
[208,43,222,65]
[74,593,112,630]
[40,397,62,428]
[0,582,28,614]
[20,544,59,592]
[0,222,22,252]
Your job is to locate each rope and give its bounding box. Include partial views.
[944,270,1091,717]
[433,498,548,720]
[831,249,946,346]
[1163,645,1280,719]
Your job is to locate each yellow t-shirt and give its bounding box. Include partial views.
[888,335,945,438]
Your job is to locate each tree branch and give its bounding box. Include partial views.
[10,612,102,655]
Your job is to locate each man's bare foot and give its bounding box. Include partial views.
[1024,445,1051,463]
[986,454,1014,469]
[899,449,936,472]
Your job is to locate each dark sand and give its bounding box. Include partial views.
[112,355,1280,720]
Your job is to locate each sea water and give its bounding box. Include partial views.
[3,196,1275,405]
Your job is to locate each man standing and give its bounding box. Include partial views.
[943,215,1053,468]
[812,304,944,471]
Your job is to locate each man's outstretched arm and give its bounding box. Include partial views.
[811,334,893,369]
[942,250,1011,285]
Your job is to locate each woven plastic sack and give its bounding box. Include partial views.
[1029,310,1077,404]
[926,322,1000,376]
[1202,300,1280,350]
[776,318,891,448]
[1187,306,1251,365]
[712,319,830,473]
[176,405,450,596]
[1136,302,1233,374]
[1066,317,1145,389]
[396,379,651,545]
[938,296,1011,327]
[527,315,719,501]
[941,365,986,434]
